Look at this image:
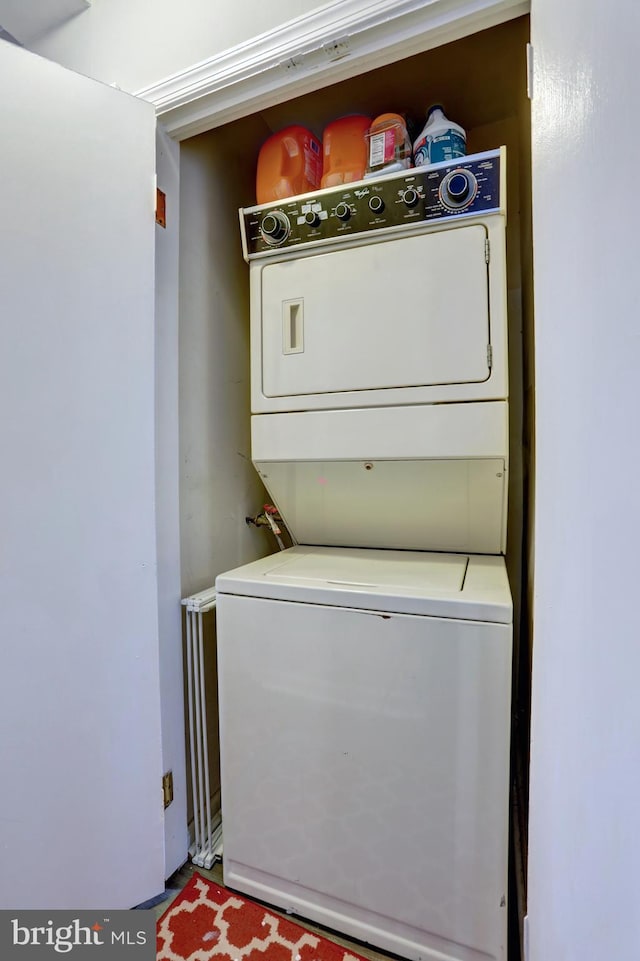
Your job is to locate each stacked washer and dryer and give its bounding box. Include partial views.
[216,148,513,961]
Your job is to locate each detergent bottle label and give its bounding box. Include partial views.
[413,139,429,167]
[368,130,396,168]
[428,130,466,164]
[304,139,322,185]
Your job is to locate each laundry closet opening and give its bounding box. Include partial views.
[177,12,533,957]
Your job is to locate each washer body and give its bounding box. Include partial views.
[217,547,512,961]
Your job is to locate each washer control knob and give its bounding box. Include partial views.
[260,211,290,245]
[304,210,320,227]
[403,187,420,208]
[368,195,385,214]
[440,170,477,209]
[335,202,351,222]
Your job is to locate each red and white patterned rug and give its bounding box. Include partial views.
[157,874,369,961]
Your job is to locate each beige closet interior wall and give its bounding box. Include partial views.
[179,119,276,822]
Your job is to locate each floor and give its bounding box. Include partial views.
[157,857,522,961]
[156,858,400,961]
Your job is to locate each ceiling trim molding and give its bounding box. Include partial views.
[135,0,529,140]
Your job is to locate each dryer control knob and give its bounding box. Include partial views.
[440,170,477,209]
[335,202,351,221]
[368,195,385,214]
[260,211,290,245]
[304,210,320,227]
[403,187,420,208]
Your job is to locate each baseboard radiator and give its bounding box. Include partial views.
[182,586,223,869]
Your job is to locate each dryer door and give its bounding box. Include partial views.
[260,224,490,400]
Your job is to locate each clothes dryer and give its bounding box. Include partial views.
[241,148,508,415]
[240,148,509,553]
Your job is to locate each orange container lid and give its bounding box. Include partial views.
[370,112,407,132]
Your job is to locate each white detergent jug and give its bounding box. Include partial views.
[413,105,466,167]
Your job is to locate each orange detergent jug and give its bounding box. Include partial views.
[256,126,322,204]
[321,115,371,188]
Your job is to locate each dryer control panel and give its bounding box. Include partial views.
[240,147,504,259]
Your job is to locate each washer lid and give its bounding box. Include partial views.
[267,547,467,591]
[216,546,512,623]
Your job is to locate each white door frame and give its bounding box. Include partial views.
[136,0,529,140]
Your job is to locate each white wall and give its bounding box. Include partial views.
[27,0,322,92]
[528,1,640,958]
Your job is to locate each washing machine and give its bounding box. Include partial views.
[216,546,512,961]
[217,149,513,961]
